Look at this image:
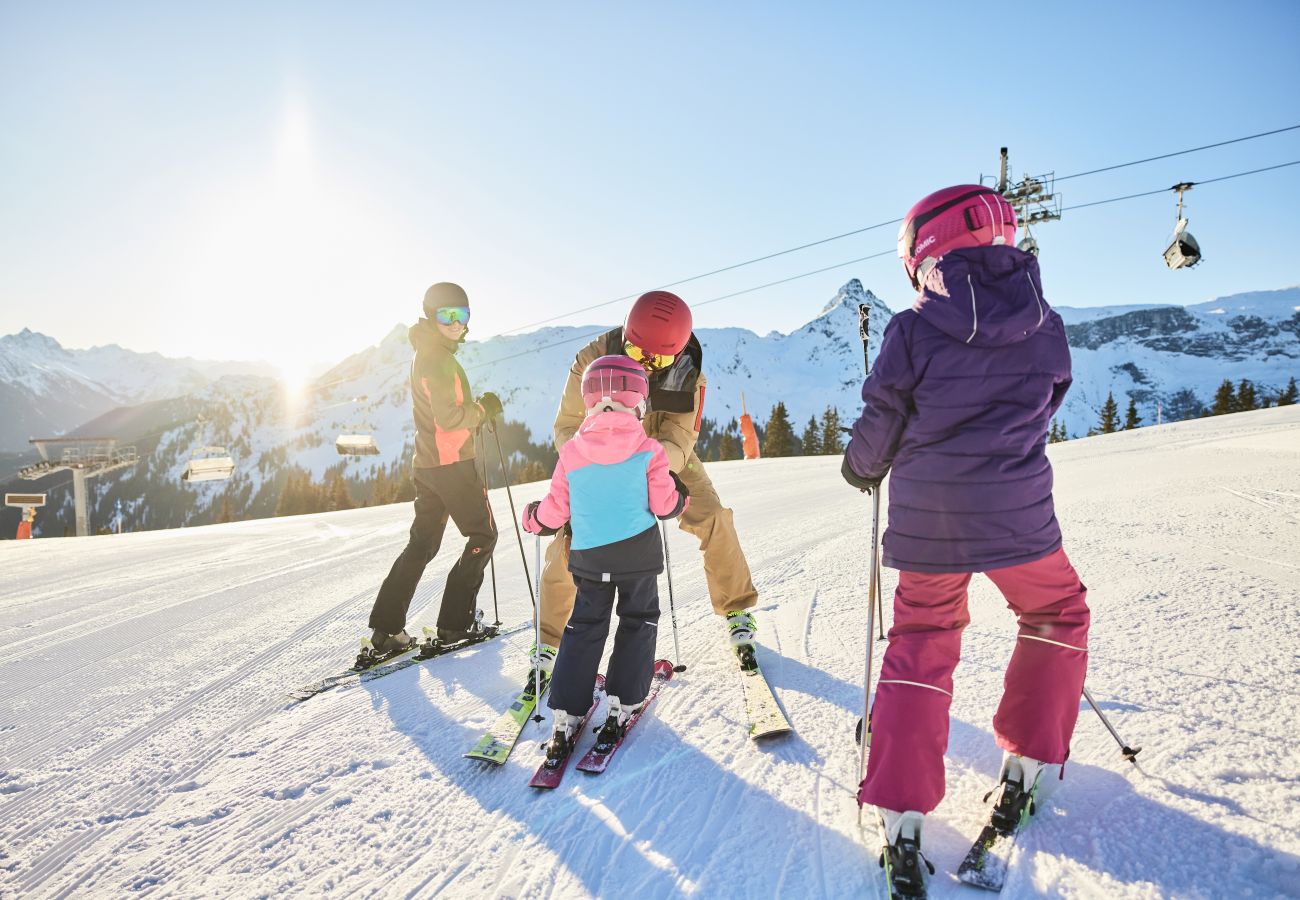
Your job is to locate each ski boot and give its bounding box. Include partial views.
[877,809,934,899]
[592,696,642,754]
[355,629,415,669]
[542,710,584,769]
[984,754,1048,836]
[418,611,495,658]
[526,642,558,696]
[725,610,759,670]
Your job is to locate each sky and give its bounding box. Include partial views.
[2,1,1299,379]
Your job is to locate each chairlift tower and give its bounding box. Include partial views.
[984,147,1062,256]
[19,438,138,536]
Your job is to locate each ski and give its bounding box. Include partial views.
[464,667,552,765]
[529,675,604,789]
[956,823,1020,892]
[956,770,1043,892]
[288,621,529,703]
[576,659,674,775]
[734,644,792,738]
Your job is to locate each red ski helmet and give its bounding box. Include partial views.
[581,354,651,417]
[623,291,693,361]
[897,186,1017,289]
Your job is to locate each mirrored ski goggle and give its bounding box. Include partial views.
[435,306,471,326]
[624,341,674,371]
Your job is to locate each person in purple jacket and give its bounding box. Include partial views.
[842,185,1090,875]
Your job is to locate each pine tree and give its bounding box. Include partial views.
[718,431,740,461]
[1165,388,1205,421]
[216,495,234,524]
[762,402,796,457]
[520,460,549,483]
[1123,397,1142,430]
[1211,380,1237,416]
[820,407,844,454]
[1098,392,1120,434]
[800,416,821,456]
[1048,419,1062,443]
[1237,379,1258,412]
[1279,376,1298,407]
[324,471,354,512]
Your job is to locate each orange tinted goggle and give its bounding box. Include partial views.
[624,341,675,371]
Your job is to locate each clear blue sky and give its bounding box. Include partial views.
[3,1,1298,376]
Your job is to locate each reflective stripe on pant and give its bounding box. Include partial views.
[548,573,660,717]
[538,452,757,648]
[368,459,498,635]
[858,548,1089,814]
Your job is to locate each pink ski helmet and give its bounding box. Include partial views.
[581,354,651,417]
[897,185,1017,289]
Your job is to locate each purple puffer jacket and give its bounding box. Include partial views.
[845,246,1071,573]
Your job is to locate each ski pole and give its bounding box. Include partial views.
[858,302,886,642]
[858,485,882,815]
[478,428,500,627]
[1082,686,1142,765]
[490,422,535,604]
[660,521,686,673]
[531,534,545,723]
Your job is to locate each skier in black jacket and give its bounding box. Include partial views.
[367,282,504,654]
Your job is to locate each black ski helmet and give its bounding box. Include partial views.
[423,282,469,319]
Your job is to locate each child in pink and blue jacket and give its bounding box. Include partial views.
[523,354,688,757]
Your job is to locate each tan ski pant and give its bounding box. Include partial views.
[539,453,758,648]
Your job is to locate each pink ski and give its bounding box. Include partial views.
[576,659,674,775]
[529,675,604,790]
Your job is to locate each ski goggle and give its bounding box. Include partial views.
[624,341,675,372]
[435,306,471,326]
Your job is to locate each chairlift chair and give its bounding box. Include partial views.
[1163,183,1202,270]
[336,434,381,456]
[182,446,235,483]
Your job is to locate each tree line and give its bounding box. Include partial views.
[1049,375,1296,443]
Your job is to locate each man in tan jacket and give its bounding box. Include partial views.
[532,291,759,675]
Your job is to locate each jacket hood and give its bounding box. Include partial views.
[572,410,649,465]
[912,246,1050,348]
[409,318,464,354]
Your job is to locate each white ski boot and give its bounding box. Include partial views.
[877,808,933,899]
[987,753,1054,834]
[544,710,585,765]
[725,610,757,648]
[594,695,642,751]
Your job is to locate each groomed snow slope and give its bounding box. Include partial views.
[2,408,1298,899]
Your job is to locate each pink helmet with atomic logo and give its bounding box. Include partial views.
[581,354,651,418]
[897,185,1017,289]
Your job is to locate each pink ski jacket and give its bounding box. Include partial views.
[524,410,687,580]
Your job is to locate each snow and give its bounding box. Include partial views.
[2,407,1299,898]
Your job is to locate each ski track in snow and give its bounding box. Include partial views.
[2,407,1299,898]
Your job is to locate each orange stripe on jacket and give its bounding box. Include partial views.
[423,374,472,465]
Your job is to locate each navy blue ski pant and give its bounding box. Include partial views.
[548,573,660,716]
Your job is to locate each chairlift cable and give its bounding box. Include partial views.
[1062,159,1300,211]
[497,218,903,335]
[1055,124,1300,182]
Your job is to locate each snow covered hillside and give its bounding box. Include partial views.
[3,407,1298,898]
[0,328,275,453]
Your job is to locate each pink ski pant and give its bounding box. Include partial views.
[858,548,1089,814]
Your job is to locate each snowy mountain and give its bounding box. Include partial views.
[3,283,1297,537]
[0,328,276,453]
[3,407,1297,897]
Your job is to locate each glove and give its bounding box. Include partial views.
[841,456,882,494]
[670,471,690,499]
[478,392,503,421]
[522,500,560,537]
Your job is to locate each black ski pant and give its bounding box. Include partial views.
[548,573,660,717]
[368,460,496,635]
